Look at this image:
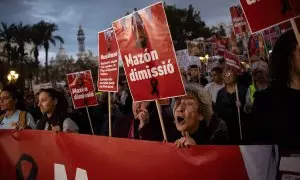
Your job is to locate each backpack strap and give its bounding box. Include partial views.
[18,111,27,129]
[0,113,5,124]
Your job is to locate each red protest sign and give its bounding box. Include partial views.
[224,50,241,72]
[98,28,119,92]
[240,0,300,33]
[0,130,250,180]
[67,70,98,109]
[230,6,249,34]
[216,37,229,56]
[112,2,185,102]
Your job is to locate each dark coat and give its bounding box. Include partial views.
[190,115,229,145]
[215,84,247,144]
[113,102,180,142]
[250,86,300,147]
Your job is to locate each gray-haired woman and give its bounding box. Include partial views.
[173,84,229,147]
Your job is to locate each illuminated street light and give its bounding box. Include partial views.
[7,70,19,83]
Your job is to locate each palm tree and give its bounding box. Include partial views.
[34,21,64,82]
[0,22,16,66]
[29,23,44,83]
[11,23,31,90]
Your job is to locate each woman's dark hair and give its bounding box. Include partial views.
[211,67,223,74]
[39,88,68,118]
[270,30,297,87]
[37,88,69,130]
[1,85,25,110]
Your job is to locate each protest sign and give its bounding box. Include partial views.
[32,82,53,94]
[240,0,300,33]
[230,5,248,34]
[98,28,119,92]
[0,130,254,180]
[67,70,98,109]
[112,2,185,102]
[67,70,97,134]
[176,49,201,71]
[187,40,205,57]
[224,50,241,72]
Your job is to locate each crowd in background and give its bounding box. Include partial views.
[0,29,299,148]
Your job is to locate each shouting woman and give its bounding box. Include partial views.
[173,84,228,147]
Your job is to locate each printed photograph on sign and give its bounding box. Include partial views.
[186,40,205,57]
[230,6,248,34]
[98,28,120,92]
[67,70,98,109]
[112,2,185,102]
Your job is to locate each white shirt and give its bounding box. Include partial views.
[0,110,36,129]
[204,82,225,104]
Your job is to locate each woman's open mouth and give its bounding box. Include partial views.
[176,116,185,125]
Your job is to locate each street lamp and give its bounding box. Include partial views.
[7,70,19,83]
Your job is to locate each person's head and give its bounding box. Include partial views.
[271,30,300,87]
[38,88,67,116]
[251,61,269,83]
[118,82,124,92]
[223,67,238,85]
[0,85,21,111]
[210,67,223,83]
[173,84,213,134]
[189,65,199,78]
[25,94,35,106]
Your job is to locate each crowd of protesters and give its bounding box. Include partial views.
[0,30,299,148]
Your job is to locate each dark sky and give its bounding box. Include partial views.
[0,0,239,62]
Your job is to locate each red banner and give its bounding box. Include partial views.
[98,28,119,92]
[112,2,185,102]
[224,50,241,71]
[0,130,249,180]
[67,70,98,109]
[240,0,300,33]
[230,6,248,34]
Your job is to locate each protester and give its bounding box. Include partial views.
[251,30,300,146]
[204,67,225,105]
[36,88,79,133]
[174,84,228,147]
[188,64,200,84]
[200,73,209,87]
[100,92,124,136]
[238,63,252,89]
[113,82,132,115]
[244,61,269,113]
[113,101,180,142]
[215,67,247,144]
[0,85,36,129]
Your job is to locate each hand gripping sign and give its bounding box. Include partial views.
[112,2,186,142]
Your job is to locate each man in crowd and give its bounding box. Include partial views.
[204,67,224,106]
[244,61,269,114]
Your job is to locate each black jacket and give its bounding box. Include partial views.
[191,115,229,145]
[250,86,300,147]
[215,84,247,144]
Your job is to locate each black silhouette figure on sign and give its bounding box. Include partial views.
[151,78,159,97]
